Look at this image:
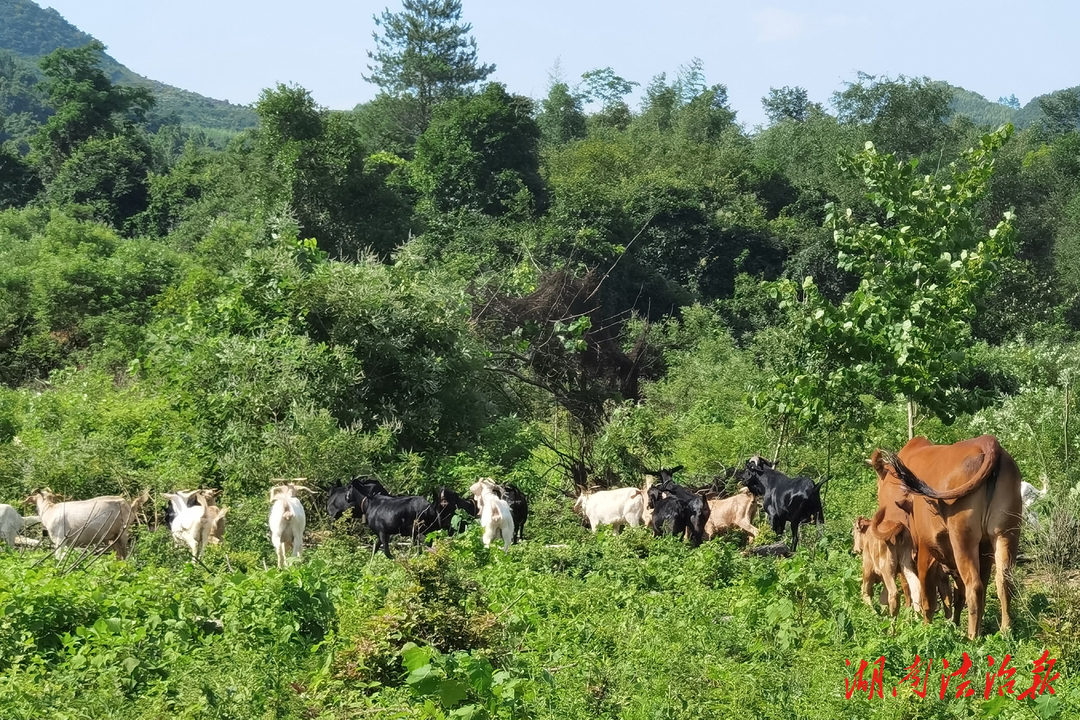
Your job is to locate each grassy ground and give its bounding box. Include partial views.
[0,484,1075,720]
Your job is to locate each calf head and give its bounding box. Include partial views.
[852,517,871,555]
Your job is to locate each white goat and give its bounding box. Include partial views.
[0,503,40,549]
[469,479,514,551]
[1020,476,1049,529]
[268,480,313,569]
[169,489,226,544]
[164,493,229,561]
[572,486,646,533]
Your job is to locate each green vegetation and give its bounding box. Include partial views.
[0,0,256,132]
[4,1,1080,718]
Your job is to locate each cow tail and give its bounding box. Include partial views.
[884,437,1001,500]
[869,505,904,543]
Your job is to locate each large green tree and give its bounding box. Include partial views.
[0,145,40,208]
[254,83,412,258]
[832,73,956,159]
[411,82,544,216]
[364,0,495,134]
[29,41,154,179]
[758,125,1017,439]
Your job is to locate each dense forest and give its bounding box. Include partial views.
[3,1,1080,718]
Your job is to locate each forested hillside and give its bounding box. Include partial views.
[3,1,1080,718]
[0,0,256,132]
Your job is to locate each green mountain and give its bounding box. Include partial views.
[948,85,1019,127]
[947,83,1080,132]
[0,0,256,131]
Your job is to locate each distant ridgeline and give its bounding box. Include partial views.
[945,83,1079,130]
[0,0,256,133]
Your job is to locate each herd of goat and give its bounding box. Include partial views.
[0,457,825,564]
[0,436,1054,638]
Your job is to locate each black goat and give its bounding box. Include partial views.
[739,456,825,553]
[496,484,528,543]
[359,493,433,559]
[327,476,389,522]
[647,482,689,539]
[647,467,710,546]
[428,486,474,535]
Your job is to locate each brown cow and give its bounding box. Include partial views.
[874,435,1021,639]
[702,488,760,542]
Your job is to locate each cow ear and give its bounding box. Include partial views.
[868,449,887,478]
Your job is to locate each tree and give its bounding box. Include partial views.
[364,0,495,133]
[412,82,544,216]
[832,73,955,158]
[756,125,1018,440]
[1039,89,1080,137]
[254,83,412,258]
[45,133,152,230]
[538,79,587,146]
[998,94,1021,110]
[29,41,154,179]
[0,50,50,149]
[0,145,41,209]
[762,86,812,124]
[581,67,638,130]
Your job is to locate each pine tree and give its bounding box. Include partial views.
[364,0,495,131]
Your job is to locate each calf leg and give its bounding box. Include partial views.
[994,530,1018,634]
[936,569,953,619]
[861,569,878,607]
[898,569,913,609]
[898,548,922,613]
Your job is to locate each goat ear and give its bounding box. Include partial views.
[295,485,315,495]
[669,465,684,474]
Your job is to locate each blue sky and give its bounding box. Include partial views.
[39,0,1080,128]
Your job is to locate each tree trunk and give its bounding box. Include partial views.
[907,398,916,441]
[1065,377,1071,468]
[772,417,788,466]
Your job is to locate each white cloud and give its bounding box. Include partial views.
[753,8,807,43]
